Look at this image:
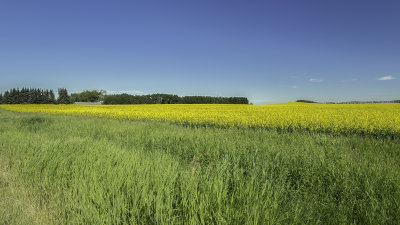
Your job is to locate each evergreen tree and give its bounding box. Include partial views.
[24,88,29,103]
[31,89,36,103]
[14,88,21,104]
[40,89,45,104]
[45,89,49,104]
[16,88,22,104]
[3,91,10,104]
[20,88,26,103]
[0,88,58,104]
[35,88,40,104]
[28,88,33,103]
[49,90,56,104]
[10,88,16,104]
[57,88,70,104]
[30,88,36,104]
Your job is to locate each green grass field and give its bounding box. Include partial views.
[1,108,400,224]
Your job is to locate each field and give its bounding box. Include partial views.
[1,104,400,224]
[1,103,400,137]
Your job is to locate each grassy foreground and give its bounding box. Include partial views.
[0,109,400,224]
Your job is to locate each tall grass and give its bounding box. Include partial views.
[1,109,400,224]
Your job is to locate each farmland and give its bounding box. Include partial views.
[1,103,400,137]
[0,104,400,224]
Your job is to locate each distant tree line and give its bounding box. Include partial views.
[296,100,317,103]
[71,90,106,103]
[324,100,400,104]
[0,88,249,105]
[0,88,70,104]
[103,94,179,104]
[296,99,400,104]
[180,96,249,104]
[103,94,249,104]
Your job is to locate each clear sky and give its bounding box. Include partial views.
[1,0,399,104]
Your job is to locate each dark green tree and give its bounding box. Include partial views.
[27,88,33,103]
[71,90,106,103]
[103,93,249,105]
[49,90,56,104]
[33,89,40,104]
[3,91,10,104]
[57,88,70,104]
[0,88,59,104]
[9,88,17,104]
[70,93,80,103]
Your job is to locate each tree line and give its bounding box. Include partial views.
[296,99,400,104]
[0,88,70,104]
[71,90,106,103]
[0,88,249,104]
[103,94,249,104]
[325,100,400,104]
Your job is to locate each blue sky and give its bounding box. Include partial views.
[0,0,399,104]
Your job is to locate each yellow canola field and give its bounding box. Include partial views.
[1,103,399,137]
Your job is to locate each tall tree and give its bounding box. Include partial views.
[10,88,16,104]
[49,90,56,104]
[3,91,10,104]
[21,88,27,103]
[44,89,50,104]
[57,88,70,104]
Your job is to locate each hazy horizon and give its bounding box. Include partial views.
[1,0,399,104]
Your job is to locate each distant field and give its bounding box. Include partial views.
[1,103,400,137]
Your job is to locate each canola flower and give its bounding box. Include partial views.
[1,103,399,137]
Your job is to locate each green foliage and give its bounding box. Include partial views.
[103,93,249,104]
[103,93,181,104]
[49,90,56,104]
[70,90,106,103]
[3,91,10,104]
[57,88,70,104]
[0,88,57,104]
[180,96,249,104]
[1,88,249,105]
[296,99,317,103]
[1,109,400,224]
